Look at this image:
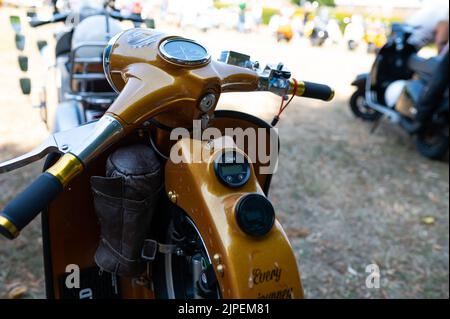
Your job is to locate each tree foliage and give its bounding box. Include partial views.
[291,0,336,7]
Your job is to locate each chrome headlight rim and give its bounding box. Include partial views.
[159,38,211,67]
[103,31,125,94]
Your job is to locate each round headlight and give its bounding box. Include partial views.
[235,194,275,237]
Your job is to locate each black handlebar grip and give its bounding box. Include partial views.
[29,19,49,28]
[300,81,335,101]
[0,173,63,239]
[29,13,69,28]
[110,11,144,23]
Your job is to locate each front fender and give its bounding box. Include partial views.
[165,137,303,299]
[351,73,368,89]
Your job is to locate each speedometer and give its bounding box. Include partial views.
[159,38,211,66]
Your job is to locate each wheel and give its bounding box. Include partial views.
[367,43,376,54]
[348,40,357,51]
[276,33,284,42]
[416,122,449,160]
[349,89,382,122]
[152,202,221,299]
[310,37,321,47]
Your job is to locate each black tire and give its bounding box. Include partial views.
[310,37,324,47]
[416,123,449,160]
[367,43,376,54]
[151,201,221,299]
[350,89,382,122]
[348,40,357,51]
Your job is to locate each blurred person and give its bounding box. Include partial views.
[405,1,449,122]
[160,0,168,21]
[303,14,315,38]
[344,14,365,50]
[303,11,311,26]
[268,13,281,34]
[292,13,304,37]
[406,0,449,53]
[140,0,157,20]
[415,43,449,122]
[326,18,342,44]
[195,0,215,32]
[130,1,143,27]
[250,1,263,30]
[275,6,294,42]
[237,2,247,33]
[51,0,59,13]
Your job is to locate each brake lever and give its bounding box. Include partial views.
[0,121,97,173]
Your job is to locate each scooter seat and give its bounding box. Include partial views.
[408,54,440,81]
[406,80,425,104]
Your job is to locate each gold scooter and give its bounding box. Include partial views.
[0,29,334,299]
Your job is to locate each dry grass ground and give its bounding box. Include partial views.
[0,7,448,299]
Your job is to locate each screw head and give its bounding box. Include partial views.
[167,191,178,203]
[213,253,221,264]
[216,264,225,277]
[199,93,216,113]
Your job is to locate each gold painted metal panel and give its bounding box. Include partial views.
[105,29,259,130]
[165,137,303,299]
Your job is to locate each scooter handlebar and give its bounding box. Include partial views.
[296,80,335,102]
[29,12,69,28]
[109,11,144,23]
[0,113,124,240]
[0,172,63,239]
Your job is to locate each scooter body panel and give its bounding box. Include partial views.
[165,137,303,299]
[41,111,291,299]
[395,80,425,119]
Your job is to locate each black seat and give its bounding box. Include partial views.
[407,54,440,81]
[55,31,73,57]
[406,80,425,104]
[418,50,449,107]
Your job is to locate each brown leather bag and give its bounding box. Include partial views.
[90,144,163,277]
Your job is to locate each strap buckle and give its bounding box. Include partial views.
[141,239,178,262]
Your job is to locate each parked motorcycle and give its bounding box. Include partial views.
[309,26,328,47]
[276,24,294,42]
[350,24,449,159]
[0,28,334,299]
[16,1,153,132]
[305,17,328,47]
[9,15,31,96]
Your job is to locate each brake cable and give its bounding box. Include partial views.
[271,78,299,127]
